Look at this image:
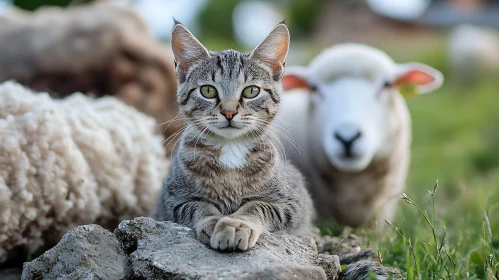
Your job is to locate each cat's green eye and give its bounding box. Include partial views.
[242,86,261,99]
[200,85,218,99]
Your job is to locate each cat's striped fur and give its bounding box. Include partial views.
[156,22,315,251]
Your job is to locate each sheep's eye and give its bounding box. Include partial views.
[200,85,218,99]
[310,84,318,91]
[383,81,394,88]
[242,86,260,99]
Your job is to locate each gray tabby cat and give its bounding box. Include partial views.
[156,21,315,252]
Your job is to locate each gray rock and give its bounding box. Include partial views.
[21,225,128,280]
[115,217,340,280]
[22,217,340,280]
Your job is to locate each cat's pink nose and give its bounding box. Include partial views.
[221,110,237,120]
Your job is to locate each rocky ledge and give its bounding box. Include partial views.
[22,217,342,280]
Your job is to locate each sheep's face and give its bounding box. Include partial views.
[313,77,391,172]
[171,22,289,140]
[282,44,443,172]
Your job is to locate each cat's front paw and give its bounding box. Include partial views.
[210,217,262,252]
[194,216,220,245]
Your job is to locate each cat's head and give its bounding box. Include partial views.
[171,21,289,140]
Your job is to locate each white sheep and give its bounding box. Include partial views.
[0,81,169,262]
[276,44,443,227]
[448,24,499,82]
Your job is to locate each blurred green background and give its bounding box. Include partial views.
[12,0,91,10]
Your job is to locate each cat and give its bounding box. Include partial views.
[156,20,316,252]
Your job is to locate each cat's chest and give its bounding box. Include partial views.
[180,139,274,211]
[203,139,256,169]
[198,181,246,214]
[197,170,259,200]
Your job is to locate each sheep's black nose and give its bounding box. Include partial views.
[334,131,362,158]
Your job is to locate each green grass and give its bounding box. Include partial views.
[321,45,499,279]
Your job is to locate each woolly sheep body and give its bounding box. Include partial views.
[276,44,442,227]
[0,81,169,262]
[448,24,499,81]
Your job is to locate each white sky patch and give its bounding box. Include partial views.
[233,1,283,50]
[0,0,12,15]
[367,0,431,21]
[112,0,207,39]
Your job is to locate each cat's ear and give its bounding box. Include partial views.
[171,20,210,74]
[250,22,290,77]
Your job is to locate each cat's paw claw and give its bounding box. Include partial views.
[210,217,261,252]
[195,216,220,245]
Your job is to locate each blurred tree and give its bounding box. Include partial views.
[13,0,93,11]
[197,0,241,42]
[197,0,329,45]
[287,0,326,38]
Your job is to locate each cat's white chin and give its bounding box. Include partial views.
[212,127,249,140]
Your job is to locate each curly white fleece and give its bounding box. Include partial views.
[0,81,169,262]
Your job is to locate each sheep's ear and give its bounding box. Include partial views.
[171,21,210,75]
[250,23,290,78]
[395,63,444,96]
[282,66,311,91]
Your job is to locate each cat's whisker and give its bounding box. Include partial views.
[252,125,279,165]
[259,125,288,164]
[248,129,263,152]
[262,124,302,156]
[163,130,187,152]
[173,117,218,129]
[163,122,195,145]
[170,125,199,152]
[253,118,299,145]
[266,129,288,164]
[157,112,183,127]
[252,127,270,161]
[276,115,307,127]
[247,119,302,155]
[167,118,214,138]
[252,117,296,138]
[254,129,268,153]
[163,129,184,146]
[157,113,192,133]
[164,123,198,149]
[193,123,211,157]
[263,133,278,165]
[244,116,297,143]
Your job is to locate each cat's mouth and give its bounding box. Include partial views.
[221,123,242,129]
[211,122,250,139]
[220,126,241,130]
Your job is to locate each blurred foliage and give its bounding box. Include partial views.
[13,0,93,10]
[286,0,326,37]
[197,0,240,44]
[197,0,332,46]
[472,128,499,173]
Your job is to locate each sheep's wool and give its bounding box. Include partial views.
[0,81,169,262]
